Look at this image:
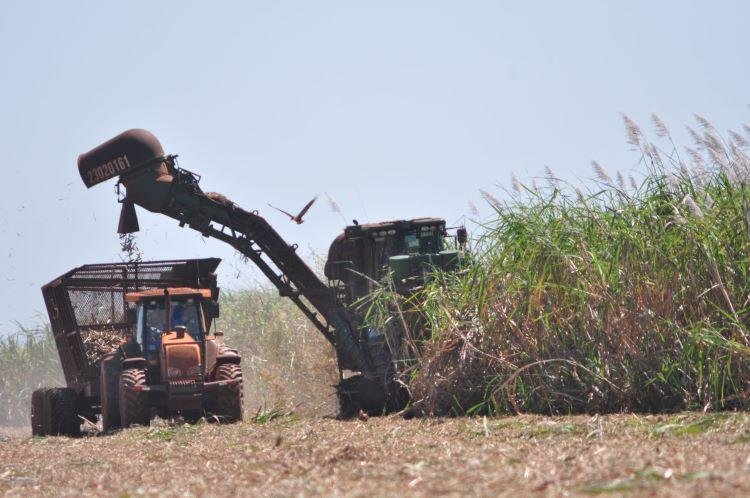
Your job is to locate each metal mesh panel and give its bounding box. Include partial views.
[69,289,126,327]
[68,262,198,286]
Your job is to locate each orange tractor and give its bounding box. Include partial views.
[32,259,243,436]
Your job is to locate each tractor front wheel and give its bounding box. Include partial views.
[119,368,150,427]
[48,388,81,436]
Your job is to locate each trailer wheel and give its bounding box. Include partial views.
[31,388,49,436]
[46,388,81,436]
[119,368,150,427]
[213,363,243,422]
[100,351,123,432]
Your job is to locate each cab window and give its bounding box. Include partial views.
[170,298,203,341]
[136,297,204,361]
[139,300,167,359]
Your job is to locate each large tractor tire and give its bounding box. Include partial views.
[100,351,123,432]
[32,388,81,436]
[31,388,50,436]
[48,388,82,436]
[119,368,150,427]
[213,363,243,422]
[336,330,409,418]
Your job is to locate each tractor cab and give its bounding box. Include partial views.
[126,288,212,383]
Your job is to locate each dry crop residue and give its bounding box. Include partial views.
[1,413,750,497]
[80,328,123,365]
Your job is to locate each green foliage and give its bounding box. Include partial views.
[0,324,63,425]
[250,407,285,425]
[118,233,143,263]
[145,427,178,442]
[651,413,729,437]
[379,114,750,416]
[208,289,338,414]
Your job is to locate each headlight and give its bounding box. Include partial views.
[167,366,182,378]
[185,365,202,377]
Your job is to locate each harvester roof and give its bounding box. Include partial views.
[351,217,445,233]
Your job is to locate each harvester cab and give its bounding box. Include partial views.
[325,218,464,304]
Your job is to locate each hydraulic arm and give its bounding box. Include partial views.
[77,129,375,380]
[143,164,373,375]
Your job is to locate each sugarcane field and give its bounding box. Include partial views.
[2,2,750,497]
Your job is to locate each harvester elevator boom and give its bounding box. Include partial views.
[77,129,374,379]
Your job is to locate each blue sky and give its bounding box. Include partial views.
[0,1,748,334]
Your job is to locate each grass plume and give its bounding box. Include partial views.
[371,112,750,417]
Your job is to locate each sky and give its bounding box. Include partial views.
[0,1,748,335]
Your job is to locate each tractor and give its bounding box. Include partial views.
[32,258,243,436]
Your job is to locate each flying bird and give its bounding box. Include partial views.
[267,195,318,224]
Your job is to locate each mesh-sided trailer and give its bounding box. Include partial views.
[34,258,220,435]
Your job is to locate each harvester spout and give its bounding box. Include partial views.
[77,128,176,215]
[117,198,140,234]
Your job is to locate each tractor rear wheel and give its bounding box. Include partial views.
[100,351,123,432]
[213,363,243,422]
[119,368,150,427]
[44,388,81,436]
[31,388,49,436]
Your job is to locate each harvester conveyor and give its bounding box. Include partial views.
[77,130,376,385]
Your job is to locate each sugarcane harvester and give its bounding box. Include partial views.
[78,129,465,416]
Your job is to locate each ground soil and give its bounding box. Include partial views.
[2,412,750,497]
